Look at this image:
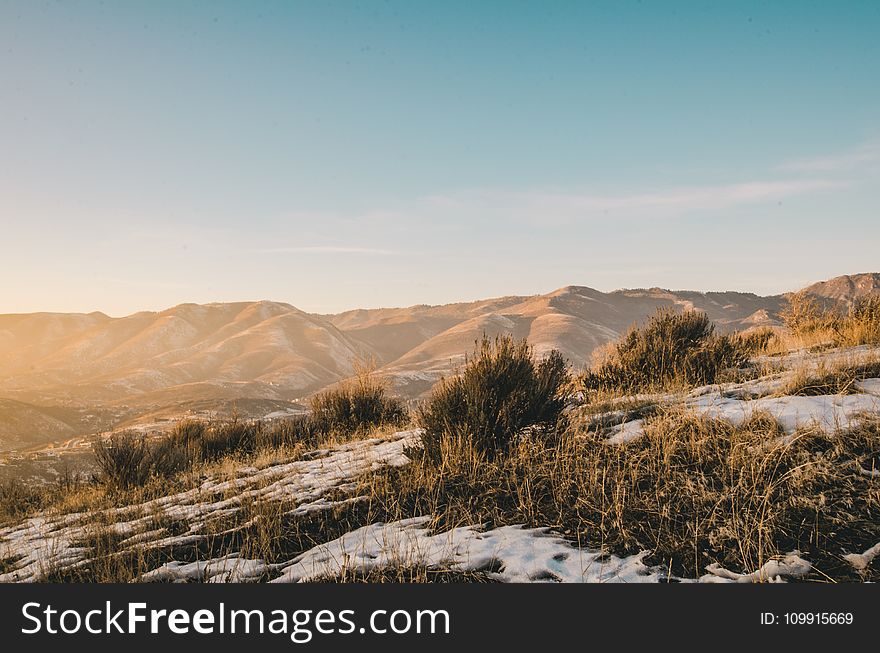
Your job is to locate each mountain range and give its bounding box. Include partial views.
[1,272,877,451]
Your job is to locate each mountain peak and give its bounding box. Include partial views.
[799,272,880,304]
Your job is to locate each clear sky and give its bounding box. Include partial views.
[2,1,879,316]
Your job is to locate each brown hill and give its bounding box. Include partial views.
[798,272,880,308]
[0,301,372,405]
[365,285,787,395]
[0,273,877,449]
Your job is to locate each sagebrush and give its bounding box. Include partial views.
[417,334,569,460]
[579,308,758,394]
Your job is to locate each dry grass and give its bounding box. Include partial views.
[86,370,411,496]
[310,360,408,436]
[780,359,880,396]
[778,293,880,351]
[353,410,880,581]
[314,565,499,583]
[2,411,408,530]
[23,407,880,583]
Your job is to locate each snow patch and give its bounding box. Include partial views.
[843,542,880,572]
[269,517,665,584]
[701,553,811,583]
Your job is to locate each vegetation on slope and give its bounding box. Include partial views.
[578,308,769,395]
[417,335,569,460]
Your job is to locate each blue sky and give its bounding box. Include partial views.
[1,1,879,315]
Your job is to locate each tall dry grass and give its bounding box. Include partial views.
[31,406,880,583]
[777,292,880,351]
[355,409,880,581]
[309,360,408,436]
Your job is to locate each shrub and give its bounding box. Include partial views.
[92,432,156,491]
[780,291,835,336]
[418,335,570,459]
[732,327,774,354]
[840,295,880,345]
[255,415,322,450]
[0,479,51,523]
[93,417,324,491]
[580,308,751,394]
[310,364,408,435]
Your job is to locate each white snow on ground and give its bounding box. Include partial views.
[263,408,307,420]
[755,344,880,374]
[605,389,880,444]
[606,419,646,444]
[857,378,880,396]
[269,517,663,584]
[689,392,880,434]
[701,553,811,583]
[843,542,880,572]
[134,518,816,584]
[0,430,420,582]
[141,554,277,583]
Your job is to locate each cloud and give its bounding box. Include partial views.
[267,148,856,234]
[414,177,846,227]
[778,141,880,173]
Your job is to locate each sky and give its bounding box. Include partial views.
[1,0,879,316]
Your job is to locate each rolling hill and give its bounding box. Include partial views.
[0,272,877,450]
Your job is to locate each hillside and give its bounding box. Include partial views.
[797,272,880,308]
[358,285,787,395]
[0,273,876,449]
[3,342,878,583]
[0,301,372,405]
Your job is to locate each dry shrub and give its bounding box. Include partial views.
[839,296,880,346]
[92,432,157,491]
[580,309,753,394]
[781,291,837,336]
[93,416,324,491]
[0,479,52,524]
[417,335,570,460]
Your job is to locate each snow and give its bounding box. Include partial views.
[857,378,880,396]
[140,517,814,584]
[701,553,811,583]
[263,409,306,420]
[603,392,880,444]
[755,344,880,372]
[0,430,420,582]
[843,542,880,572]
[689,392,879,434]
[606,419,646,445]
[141,554,276,583]
[270,517,664,584]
